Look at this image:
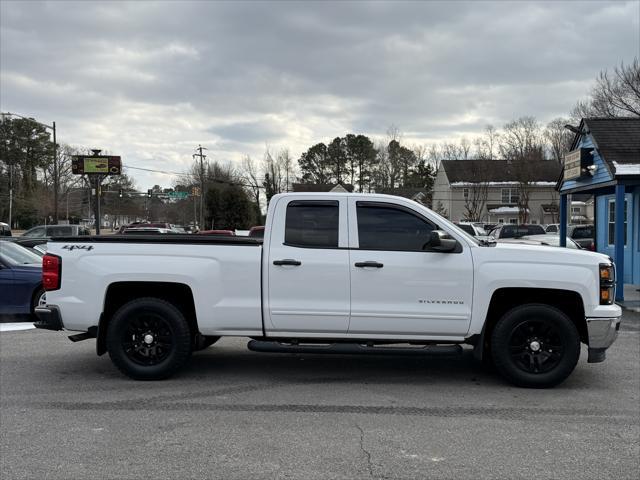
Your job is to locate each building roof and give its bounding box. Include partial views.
[292,183,354,193]
[581,118,640,175]
[440,159,562,184]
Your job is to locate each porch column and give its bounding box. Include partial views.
[559,194,567,247]
[615,184,625,302]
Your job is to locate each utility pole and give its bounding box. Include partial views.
[52,121,58,223]
[1,113,12,228]
[2,112,58,223]
[193,145,207,228]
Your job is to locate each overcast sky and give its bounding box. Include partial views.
[1,0,639,189]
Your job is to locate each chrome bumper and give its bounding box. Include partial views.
[586,316,621,363]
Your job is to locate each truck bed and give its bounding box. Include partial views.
[51,234,262,245]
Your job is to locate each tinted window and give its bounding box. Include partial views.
[285,201,339,248]
[47,226,73,237]
[572,226,594,239]
[357,204,435,251]
[546,225,558,233]
[499,225,545,238]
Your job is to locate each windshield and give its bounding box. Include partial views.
[0,241,43,266]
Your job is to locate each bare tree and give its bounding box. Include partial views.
[460,137,471,160]
[474,125,501,160]
[462,161,489,222]
[571,58,640,119]
[545,118,573,164]
[241,154,262,218]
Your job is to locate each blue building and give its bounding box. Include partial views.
[558,118,640,301]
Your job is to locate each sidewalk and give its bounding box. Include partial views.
[618,284,640,313]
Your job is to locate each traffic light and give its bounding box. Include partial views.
[147,189,152,198]
[118,189,123,198]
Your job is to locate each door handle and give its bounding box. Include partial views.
[354,261,384,268]
[273,259,302,266]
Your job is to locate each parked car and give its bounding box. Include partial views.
[497,234,581,249]
[36,192,620,388]
[197,229,235,236]
[122,227,176,234]
[0,222,11,237]
[454,222,487,236]
[248,226,265,239]
[568,225,595,250]
[489,224,546,239]
[22,224,91,238]
[0,240,45,318]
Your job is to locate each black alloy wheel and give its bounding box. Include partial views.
[107,297,192,380]
[122,313,174,366]
[491,304,580,388]
[508,318,564,374]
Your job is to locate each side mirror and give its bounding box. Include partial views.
[423,230,459,253]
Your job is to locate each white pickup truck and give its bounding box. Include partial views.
[34,192,621,388]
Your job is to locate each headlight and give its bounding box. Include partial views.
[599,264,615,305]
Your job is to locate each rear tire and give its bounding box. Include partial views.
[491,304,580,388]
[106,297,192,380]
[31,288,46,313]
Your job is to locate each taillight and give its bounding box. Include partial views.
[589,242,596,251]
[42,254,61,291]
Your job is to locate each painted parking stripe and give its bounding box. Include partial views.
[0,323,35,332]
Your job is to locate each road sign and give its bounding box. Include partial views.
[72,156,121,175]
[168,191,189,199]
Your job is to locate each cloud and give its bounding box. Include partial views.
[1,0,638,188]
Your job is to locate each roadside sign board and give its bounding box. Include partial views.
[72,156,122,175]
[168,191,189,199]
[563,148,591,180]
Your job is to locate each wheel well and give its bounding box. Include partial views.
[482,288,587,354]
[97,282,199,355]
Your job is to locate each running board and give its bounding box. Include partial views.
[68,327,97,343]
[247,340,462,357]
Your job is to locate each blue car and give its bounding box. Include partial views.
[0,241,45,319]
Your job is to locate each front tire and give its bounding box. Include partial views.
[491,304,580,388]
[106,297,192,380]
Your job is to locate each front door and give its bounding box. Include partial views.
[348,200,473,337]
[266,198,350,335]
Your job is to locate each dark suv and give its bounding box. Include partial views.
[568,225,595,250]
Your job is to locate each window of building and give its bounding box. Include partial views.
[498,219,504,224]
[284,201,339,248]
[356,203,435,251]
[608,199,628,246]
[463,188,469,200]
[509,218,518,224]
[571,207,581,214]
[501,188,519,204]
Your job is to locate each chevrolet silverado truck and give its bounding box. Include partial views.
[34,193,621,388]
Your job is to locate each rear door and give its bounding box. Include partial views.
[347,199,473,337]
[266,197,350,335]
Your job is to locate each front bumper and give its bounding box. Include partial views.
[586,316,621,363]
[33,305,64,331]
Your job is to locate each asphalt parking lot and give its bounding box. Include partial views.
[1,312,639,480]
